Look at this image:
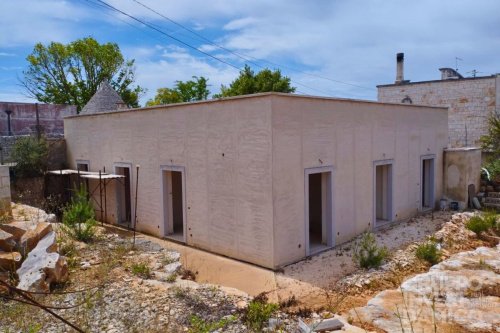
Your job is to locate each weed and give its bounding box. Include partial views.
[466,215,494,235]
[180,268,196,281]
[294,307,312,317]
[166,273,177,283]
[62,187,96,242]
[416,241,442,265]
[130,262,151,279]
[353,232,388,269]
[279,295,298,309]
[243,296,279,331]
[188,315,235,333]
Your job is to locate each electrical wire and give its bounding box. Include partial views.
[130,0,375,91]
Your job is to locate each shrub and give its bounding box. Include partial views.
[484,159,500,181]
[130,262,151,279]
[466,215,494,235]
[188,315,235,333]
[353,232,389,269]
[416,241,441,265]
[62,187,96,242]
[10,136,48,178]
[243,297,278,331]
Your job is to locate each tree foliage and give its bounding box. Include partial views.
[214,65,295,98]
[11,136,49,178]
[146,76,210,106]
[481,114,500,180]
[21,37,144,112]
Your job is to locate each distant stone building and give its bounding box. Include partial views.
[0,102,76,137]
[378,53,500,148]
[80,81,128,115]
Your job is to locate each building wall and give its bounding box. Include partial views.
[0,102,76,137]
[377,75,498,148]
[443,148,482,208]
[65,97,275,268]
[65,94,448,269]
[270,95,448,266]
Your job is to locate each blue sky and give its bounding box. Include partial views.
[1,0,499,106]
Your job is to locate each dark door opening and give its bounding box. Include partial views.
[422,158,434,210]
[163,169,185,242]
[306,170,332,255]
[115,166,132,225]
[76,162,89,192]
[375,163,392,223]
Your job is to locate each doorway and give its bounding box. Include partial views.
[305,167,333,255]
[374,161,393,225]
[162,166,186,243]
[76,160,89,192]
[114,164,132,226]
[421,156,435,211]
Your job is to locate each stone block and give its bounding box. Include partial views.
[17,231,68,292]
[0,221,30,241]
[19,222,53,255]
[0,229,16,251]
[0,251,22,271]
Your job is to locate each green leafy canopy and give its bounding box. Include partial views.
[21,37,144,112]
[146,76,210,106]
[213,65,295,98]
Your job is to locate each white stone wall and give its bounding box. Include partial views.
[378,76,498,148]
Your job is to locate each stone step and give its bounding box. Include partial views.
[484,197,500,204]
[483,202,500,211]
[488,192,500,198]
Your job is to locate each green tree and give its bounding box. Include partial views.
[146,76,210,106]
[481,114,500,180]
[21,37,144,112]
[214,65,295,98]
[10,136,49,178]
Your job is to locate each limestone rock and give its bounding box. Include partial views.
[0,221,29,241]
[18,222,53,255]
[0,229,16,251]
[0,251,22,270]
[353,245,500,332]
[17,231,68,292]
[165,262,182,275]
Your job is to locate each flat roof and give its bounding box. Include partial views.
[377,74,497,88]
[65,92,447,120]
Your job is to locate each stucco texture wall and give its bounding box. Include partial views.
[443,148,482,207]
[270,95,448,266]
[65,97,275,268]
[65,94,448,269]
[378,76,498,148]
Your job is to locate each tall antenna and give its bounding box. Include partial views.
[455,57,463,72]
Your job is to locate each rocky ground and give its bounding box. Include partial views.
[1,204,498,333]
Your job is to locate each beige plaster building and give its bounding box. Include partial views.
[378,53,500,148]
[64,93,447,269]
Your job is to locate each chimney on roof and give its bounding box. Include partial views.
[395,53,405,84]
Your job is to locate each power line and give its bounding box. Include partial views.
[130,0,374,91]
[84,0,336,96]
[91,0,242,71]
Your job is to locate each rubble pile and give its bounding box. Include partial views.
[0,204,67,292]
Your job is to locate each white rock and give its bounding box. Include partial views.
[165,262,182,274]
[17,231,68,292]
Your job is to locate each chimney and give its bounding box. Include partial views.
[395,52,404,84]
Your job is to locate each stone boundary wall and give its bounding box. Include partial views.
[0,136,66,169]
[0,165,11,217]
[0,102,76,137]
[378,75,499,148]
